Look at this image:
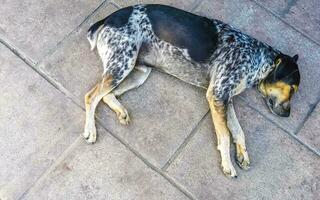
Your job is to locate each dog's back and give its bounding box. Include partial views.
[87,4,277,91]
[87,4,222,88]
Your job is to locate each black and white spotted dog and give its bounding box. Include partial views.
[84,4,300,178]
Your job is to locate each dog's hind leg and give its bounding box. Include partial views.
[102,65,151,125]
[112,65,152,97]
[227,100,250,170]
[103,93,130,125]
[84,75,116,143]
[83,45,140,144]
[206,83,237,178]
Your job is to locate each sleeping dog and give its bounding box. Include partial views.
[84,4,300,178]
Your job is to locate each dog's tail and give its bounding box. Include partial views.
[87,19,105,51]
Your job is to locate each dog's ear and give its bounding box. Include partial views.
[292,54,299,63]
[275,57,282,67]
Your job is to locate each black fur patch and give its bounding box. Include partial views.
[266,54,300,86]
[87,7,133,39]
[145,4,218,63]
[104,6,134,28]
[87,19,104,40]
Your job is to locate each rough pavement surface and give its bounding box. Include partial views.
[0,0,319,199]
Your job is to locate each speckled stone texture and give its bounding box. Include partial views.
[256,0,320,43]
[0,43,83,200]
[0,0,105,63]
[298,103,320,153]
[22,128,188,200]
[0,0,319,199]
[167,100,320,200]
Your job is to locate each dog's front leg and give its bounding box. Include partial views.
[206,87,237,178]
[227,100,250,170]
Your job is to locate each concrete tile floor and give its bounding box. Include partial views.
[0,0,319,199]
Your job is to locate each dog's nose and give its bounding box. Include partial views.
[268,98,274,107]
[279,105,290,117]
[282,101,290,110]
[280,110,290,117]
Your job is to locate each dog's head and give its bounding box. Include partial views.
[258,54,300,117]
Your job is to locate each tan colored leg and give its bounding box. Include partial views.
[84,32,142,143]
[113,65,151,97]
[102,65,151,125]
[83,75,115,143]
[206,87,237,178]
[227,101,250,170]
[102,93,130,125]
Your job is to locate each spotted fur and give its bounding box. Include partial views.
[88,5,279,102]
[85,4,300,177]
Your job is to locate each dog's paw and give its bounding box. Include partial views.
[118,108,130,125]
[83,125,97,144]
[221,162,237,178]
[236,146,250,170]
[236,152,250,170]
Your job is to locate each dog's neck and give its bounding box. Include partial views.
[249,44,280,87]
[211,19,281,88]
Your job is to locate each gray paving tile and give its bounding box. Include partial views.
[256,0,320,43]
[167,99,320,200]
[112,0,197,10]
[22,126,188,200]
[0,0,104,63]
[0,44,83,200]
[38,3,209,168]
[97,72,208,167]
[298,102,320,153]
[194,0,320,133]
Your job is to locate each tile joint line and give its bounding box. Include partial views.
[251,0,320,48]
[239,97,320,157]
[0,37,35,67]
[17,138,83,200]
[294,96,320,135]
[110,1,120,8]
[95,118,198,200]
[35,0,111,66]
[190,0,204,11]
[162,110,210,171]
[4,1,319,199]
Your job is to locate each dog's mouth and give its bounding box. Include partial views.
[265,97,290,117]
[257,80,266,97]
[257,82,291,117]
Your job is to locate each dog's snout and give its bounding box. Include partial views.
[282,101,290,110]
[279,108,290,117]
[266,97,291,117]
[268,98,274,107]
[276,102,291,117]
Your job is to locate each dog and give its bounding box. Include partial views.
[84,4,300,178]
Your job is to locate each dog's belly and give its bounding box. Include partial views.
[137,41,210,89]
